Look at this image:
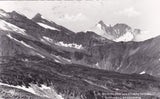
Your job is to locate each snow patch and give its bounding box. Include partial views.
[0,19,27,35]
[96,23,102,29]
[140,71,146,75]
[7,34,33,49]
[51,54,71,63]
[37,22,60,31]
[40,15,53,22]
[62,57,71,62]
[54,59,61,63]
[55,55,71,62]
[41,15,45,19]
[22,58,29,62]
[36,53,45,58]
[43,36,53,42]
[95,63,99,67]
[55,41,83,49]
[114,88,120,91]
[115,31,134,42]
[0,82,64,99]
[40,85,51,90]
[40,38,47,43]
[0,82,36,95]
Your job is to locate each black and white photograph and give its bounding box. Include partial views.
[0,0,160,99]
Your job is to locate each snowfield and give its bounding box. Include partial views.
[140,71,146,75]
[7,34,34,49]
[115,31,134,42]
[43,36,53,42]
[0,82,64,99]
[0,82,36,95]
[55,41,83,49]
[37,22,60,31]
[0,19,27,35]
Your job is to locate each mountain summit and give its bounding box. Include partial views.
[97,20,110,28]
[88,21,133,41]
[32,13,75,35]
[32,13,42,20]
[88,20,154,42]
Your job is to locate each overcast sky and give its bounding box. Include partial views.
[0,0,160,36]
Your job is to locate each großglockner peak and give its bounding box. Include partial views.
[87,20,153,42]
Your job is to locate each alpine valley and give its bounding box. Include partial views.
[0,9,160,99]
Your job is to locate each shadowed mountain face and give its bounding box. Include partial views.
[0,9,160,99]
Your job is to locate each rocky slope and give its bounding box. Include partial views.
[1,9,160,77]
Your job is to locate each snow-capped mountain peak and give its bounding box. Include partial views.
[87,21,118,40]
[87,21,154,42]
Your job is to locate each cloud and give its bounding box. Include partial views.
[116,7,140,17]
[58,13,87,22]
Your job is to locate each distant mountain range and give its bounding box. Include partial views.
[0,9,160,99]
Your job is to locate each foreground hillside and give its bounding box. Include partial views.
[0,55,160,99]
